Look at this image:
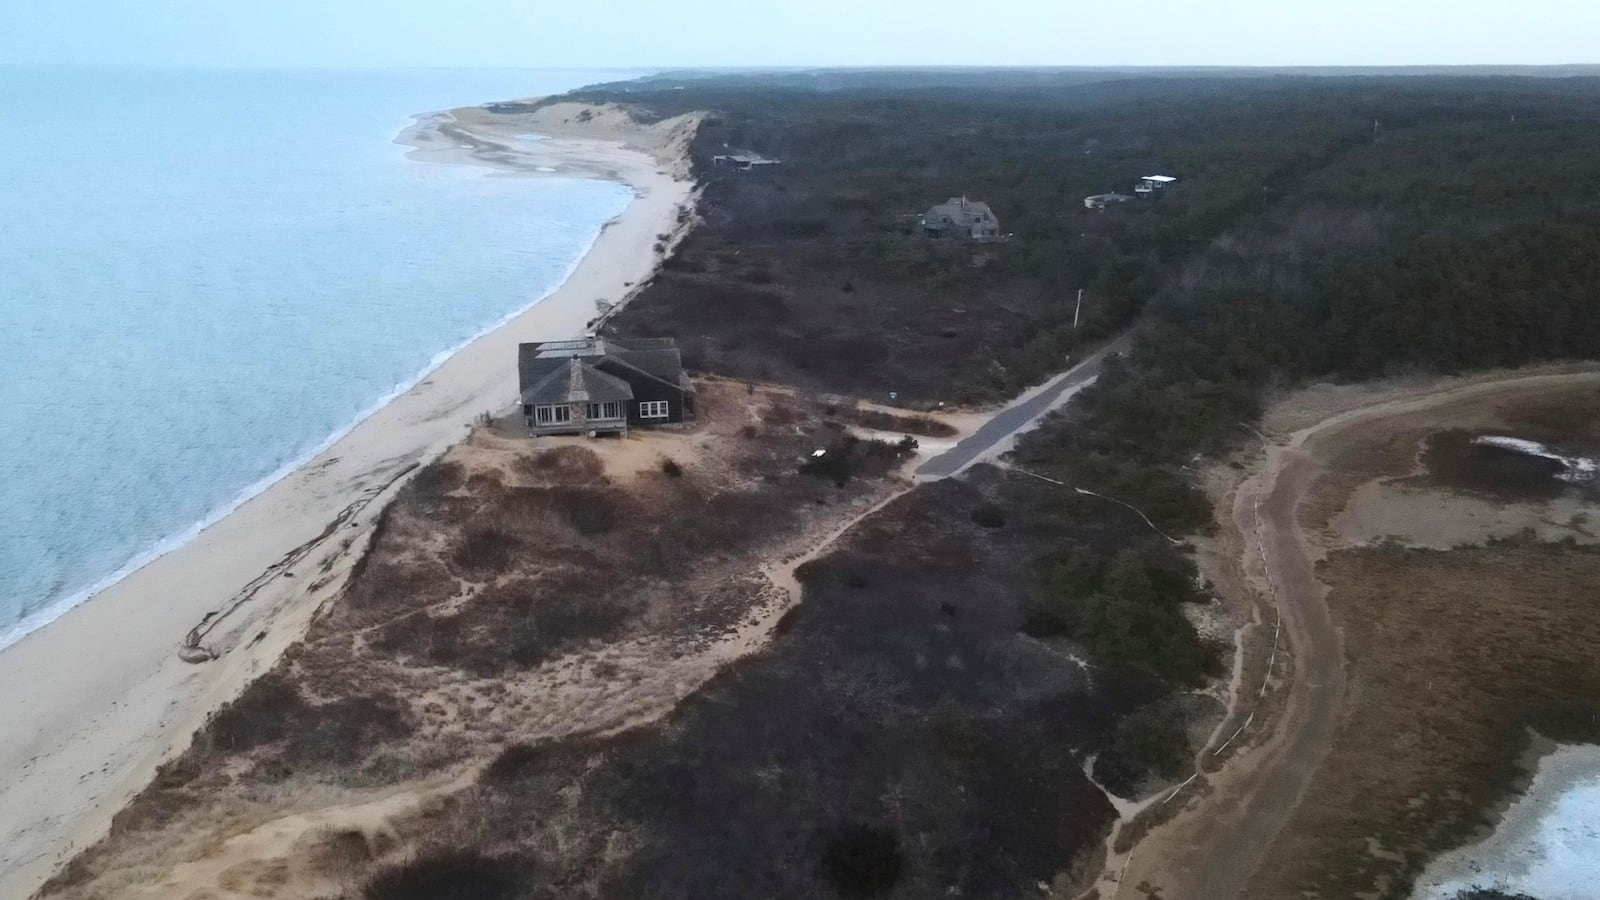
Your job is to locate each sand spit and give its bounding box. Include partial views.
[0,100,700,900]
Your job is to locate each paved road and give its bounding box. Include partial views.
[915,334,1132,479]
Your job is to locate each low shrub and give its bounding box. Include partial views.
[843,408,958,438]
[1093,702,1191,796]
[409,461,465,496]
[801,436,917,486]
[507,593,638,667]
[862,436,918,460]
[1023,546,1219,690]
[483,743,550,783]
[929,701,983,763]
[661,457,684,478]
[200,671,412,771]
[514,445,606,484]
[465,470,505,494]
[763,403,799,426]
[800,448,855,486]
[820,823,903,898]
[284,691,412,767]
[205,673,308,753]
[364,850,530,900]
[970,502,1007,528]
[451,528,522,573]
[552,488,620,536]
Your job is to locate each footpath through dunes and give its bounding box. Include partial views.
[1112,366,1600,900]
[0,100,700,900]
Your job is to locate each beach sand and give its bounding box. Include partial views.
[0,100,701,899]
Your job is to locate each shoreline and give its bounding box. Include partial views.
[0,100,700,899]
[0,220,608,656]
[1415,740,1600,899]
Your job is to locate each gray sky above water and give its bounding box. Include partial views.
[3,0,1597,69]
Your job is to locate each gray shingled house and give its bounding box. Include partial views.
[920,196,1001,240]
[517,337,694,436]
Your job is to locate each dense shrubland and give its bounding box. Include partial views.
[600,74,1600,413]
[400,73,1600,895]
[593,70,1600,794]
[52,72,1600,900]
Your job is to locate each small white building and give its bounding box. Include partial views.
[712,153,781,172]
[1134,175,1178,195]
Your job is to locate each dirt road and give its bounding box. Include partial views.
[1162,449,1347,897]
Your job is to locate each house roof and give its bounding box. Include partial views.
[517,336,691,403]
[924,196,997,228]
[521,357,635,406]
[715,153,781,165]
[601,341,684,383]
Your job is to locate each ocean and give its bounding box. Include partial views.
[0,66,641,650]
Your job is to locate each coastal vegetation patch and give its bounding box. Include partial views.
[1247,540,1600,897]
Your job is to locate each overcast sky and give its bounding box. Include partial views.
[3,0,1597,69]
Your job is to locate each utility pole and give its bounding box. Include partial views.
[1073,288,1084,329]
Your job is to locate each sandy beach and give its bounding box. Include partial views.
[0,99,701,899]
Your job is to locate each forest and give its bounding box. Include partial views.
[300,72,1600,898]
[571,70,1600,531]
[586,73,1600,426]
[585,70,1600,783]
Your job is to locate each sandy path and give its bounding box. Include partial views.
[1138,448,1346,898]
[1111,367,1600,899]
[0,105,697,900]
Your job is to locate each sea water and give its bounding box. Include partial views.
[1414,744,1600,899]
[0,66,641,650]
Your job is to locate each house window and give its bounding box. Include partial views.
[534,404,571,425]
[639,400,670,419]
[585,401,622,420]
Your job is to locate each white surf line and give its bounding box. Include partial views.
[0,167,623,658]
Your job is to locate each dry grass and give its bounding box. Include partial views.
[1247,542,1600,898]
[39,381,910,900]
[837,406,959,438]
[511,445,608,486]
[1240,383,1600,899]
